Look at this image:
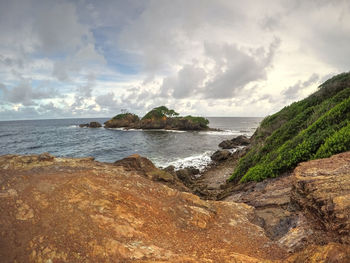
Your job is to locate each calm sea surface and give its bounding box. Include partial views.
[0,117,263,170]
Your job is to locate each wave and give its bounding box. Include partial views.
[199,129,242,136]
[105,127,186,133]
[154,151,214,171]
[0,133,15,138]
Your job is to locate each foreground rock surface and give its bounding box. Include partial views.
[0,154,286,262]
[220,151,350,260]
[1,152,350,262]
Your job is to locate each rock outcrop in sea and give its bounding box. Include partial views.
[1,152,350,262]
[79,121,102,128]
[104,106,210,131]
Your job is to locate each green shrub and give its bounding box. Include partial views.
[182,115,209,128]
[112,113,139,120]
[142,106,179,120]
[230,72,350,183]
[314,121,350,159]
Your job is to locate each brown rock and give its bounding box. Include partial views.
[286,243,350,263]
[0,154,286,262]
[291,152,350,244]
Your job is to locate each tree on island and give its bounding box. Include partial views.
[142,106,180,120]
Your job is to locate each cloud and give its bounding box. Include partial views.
[32,1,91,55]
[0,81,59,106]
[95,92,118,109]
[283,73,320,101]
[52,43,106,82]
[1,0,350,120]
[201,39,280,99]
[160,65,206,99]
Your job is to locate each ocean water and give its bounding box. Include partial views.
[0,117,262,170]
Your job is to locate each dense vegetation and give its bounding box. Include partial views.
[142,106,179,120]
[229,72,350,182]
[112,112,139,120]
[182,116,210,128]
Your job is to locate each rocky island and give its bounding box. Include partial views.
[104,106,210,130]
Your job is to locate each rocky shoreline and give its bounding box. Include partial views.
[1,147,350,261]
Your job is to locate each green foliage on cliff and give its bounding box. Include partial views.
[182,116,209,128]
[142,106,179,120]
[229,72,350,182]
[112,113,139,120]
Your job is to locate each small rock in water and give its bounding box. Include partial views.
[218,135,250,149]
[78,122,102,128]
[211,150,231,162]
[88,122,102,128]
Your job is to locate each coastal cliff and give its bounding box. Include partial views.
[1,152,350,262]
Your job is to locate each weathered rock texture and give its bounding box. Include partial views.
[0,153,285,262]
[1,152,350,262]
[292,152,350,244]
[221,152,350,261]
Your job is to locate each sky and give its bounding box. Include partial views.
[0,0,349,120]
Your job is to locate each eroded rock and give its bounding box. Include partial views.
[291,152,350,244]
[0,154,286,262]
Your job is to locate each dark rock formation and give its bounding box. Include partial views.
[88,121,102,128]
[79,122,102,128]
[176,166,200,185]
[211,150,231,162]
[219,135,250,149]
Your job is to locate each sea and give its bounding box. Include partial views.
[0,117,263,170]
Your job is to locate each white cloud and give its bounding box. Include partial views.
[0,0,349,120]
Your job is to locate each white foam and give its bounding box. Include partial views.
[143,129,186,133]
[104,127,186,133]
[199,129,242,136]
[154,151,214,171]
